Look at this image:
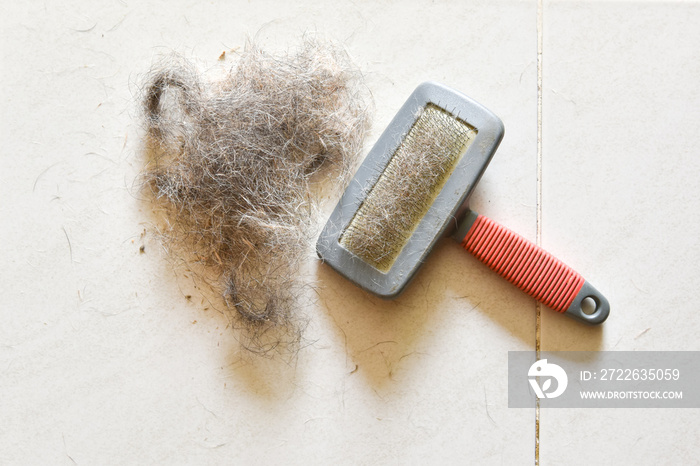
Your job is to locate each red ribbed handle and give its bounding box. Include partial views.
[462,215,585,312]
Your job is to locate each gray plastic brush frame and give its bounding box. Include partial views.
[316,81,505,298]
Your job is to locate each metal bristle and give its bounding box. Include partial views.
[340,104,476,271]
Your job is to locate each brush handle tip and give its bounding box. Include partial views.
[460,213,609,324]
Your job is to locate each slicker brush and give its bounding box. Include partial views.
[317,82,610,324]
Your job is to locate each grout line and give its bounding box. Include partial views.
[535,0,544,464]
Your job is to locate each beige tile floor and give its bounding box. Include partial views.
[1,1,698,464]
[540,1,700,464]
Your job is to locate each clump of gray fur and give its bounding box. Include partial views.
[141,39,371,356]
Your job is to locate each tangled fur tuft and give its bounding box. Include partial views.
[140,39,371,356]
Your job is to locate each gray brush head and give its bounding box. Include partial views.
[317,82,504,297]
